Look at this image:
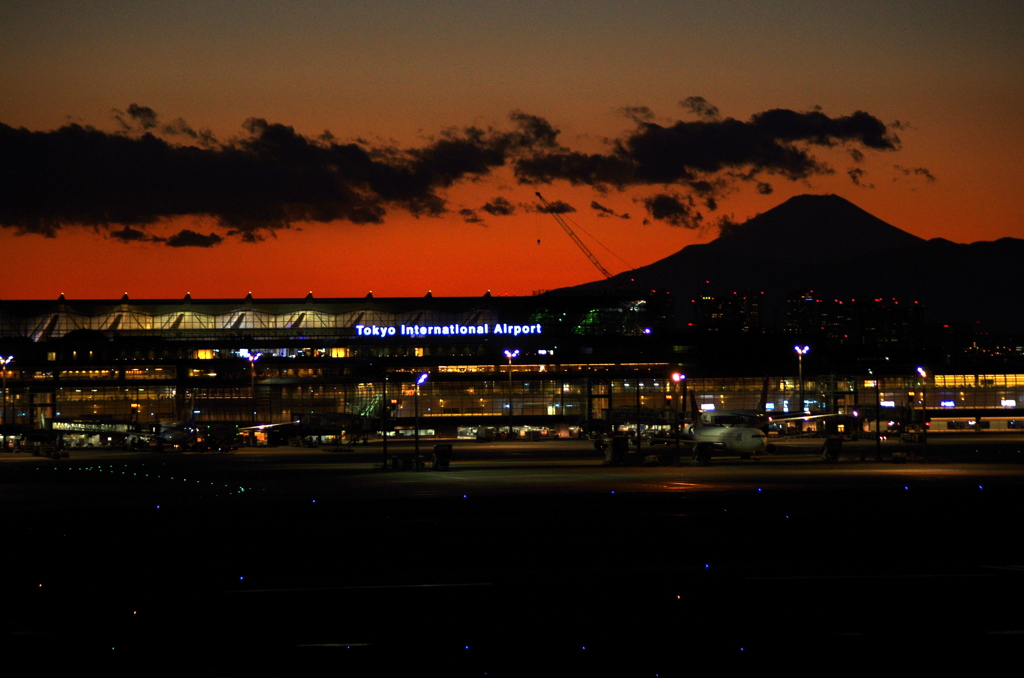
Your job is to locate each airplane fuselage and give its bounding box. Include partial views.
[692,425,769,454]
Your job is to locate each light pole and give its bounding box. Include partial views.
[870,368,882,461]
[917,366,928,448]
[245,350,261,423]
[667,374,684,448]
[667,374,684,464]
[1,356,13,452]
[242,350,260,445]
[504,349,519,440]
[635,376,642,452]
[381,373,389,465]
[414,372,429,454]
[794,346,810,415]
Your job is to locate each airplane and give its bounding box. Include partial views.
[687,389,772,462]
[685,379,835,463]
[132,418,240,452]
[124,417,199,450]
[126,393,213,451]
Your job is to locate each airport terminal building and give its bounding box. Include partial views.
[1,292,1023,447]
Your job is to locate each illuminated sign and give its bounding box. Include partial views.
[880,401,896,408]
[700,403,715,411]
[52,421,131,433]
[1002,399,1017,408]
[355,323,542,338]
[940,400,956,407]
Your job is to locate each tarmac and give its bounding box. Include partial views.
[3,434,1024,674]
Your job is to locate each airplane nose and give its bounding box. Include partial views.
[747,430,767,450]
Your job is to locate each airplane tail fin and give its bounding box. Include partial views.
[758,376,770,412]
[689,390,704,429]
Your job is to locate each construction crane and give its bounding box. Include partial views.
[535,192,614,279]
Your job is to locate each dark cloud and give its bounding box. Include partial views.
[0,101,906,244]
[505,111,560,150]
[679,97,720,120]
[514,106,899,198]
[481,197,515,216]
[536,200,576,214]
[915,167,936,182]
[113,105,217,146]
[590,201,630,219]
[513,151,633,189]
[162,117,217,146]
[165,229,223,248]
[620,106,656,123]
[752,109,897,150]
[716,215,742,238]
[592,201,613,215]
[109,226,155,243]
[459,208,484,224]
[114,104,159,131]
[0,107,559,240]
[847,167,872,188]
[756,182,774,195]
[641,193,703,229]
[894,164,936,182]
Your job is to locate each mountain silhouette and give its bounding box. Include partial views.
[556,194,1023,334]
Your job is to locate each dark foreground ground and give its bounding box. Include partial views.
[3,436,1024,675]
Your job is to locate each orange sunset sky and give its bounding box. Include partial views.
[1,1,1022,300]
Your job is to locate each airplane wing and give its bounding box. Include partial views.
[236,422,298,432]
[765,413,840,423]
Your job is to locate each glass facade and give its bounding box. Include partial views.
[1,294,1023,443]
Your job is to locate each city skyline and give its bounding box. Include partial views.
[2,1,1021,299]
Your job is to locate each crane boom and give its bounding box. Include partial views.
[535,192,614,279]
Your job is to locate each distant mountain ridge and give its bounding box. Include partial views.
[712,194,926,260]
[555,194,1024,334]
